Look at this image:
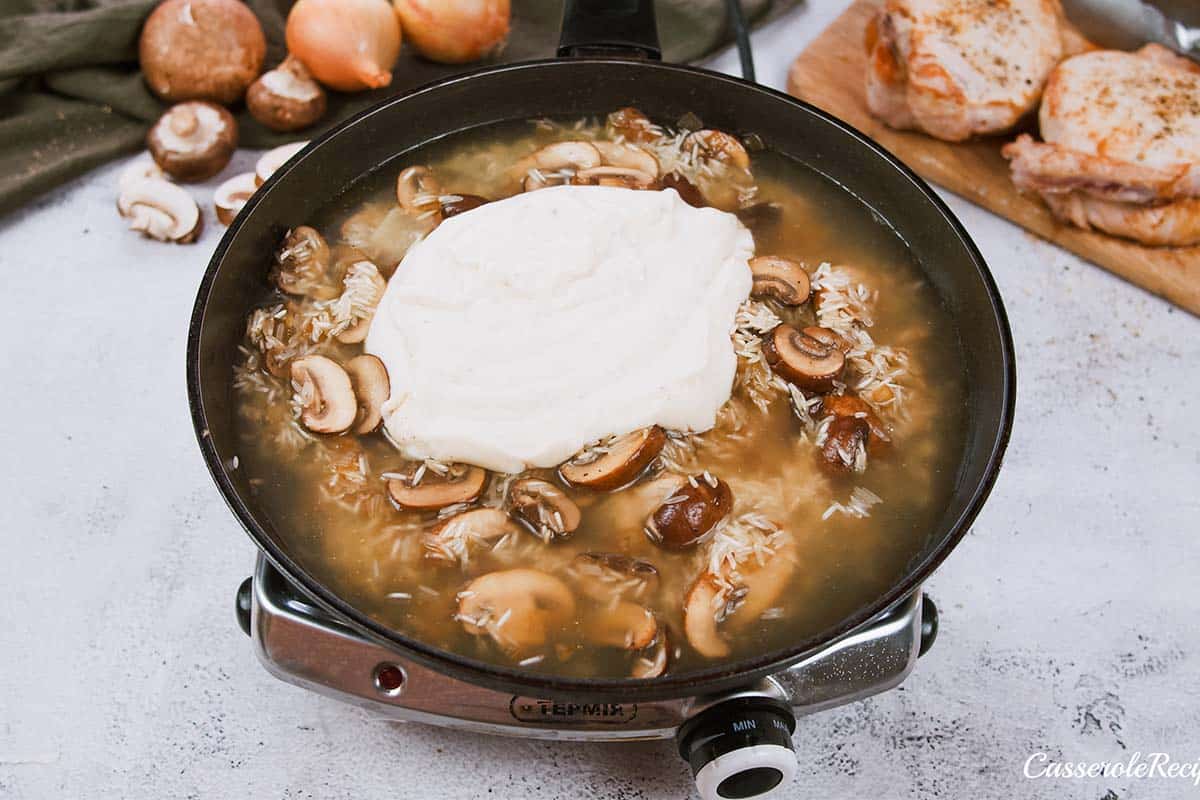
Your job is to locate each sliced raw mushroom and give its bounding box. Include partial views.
[749,256,811,306]
[819,416,870,475]
[606,107,658,143]
[116,178,202,243]
[559,426,667,491]
[345,354,390,434]
[290,355,357,434]
[424,508,518,564]
[507,478,582,541]
[213,172,258,225]
[441,193,488,218]
[820,394,891,449]
[456,569,576,658]
[395,166,443,220]
[333,261,387,344]
[255,141,308,186]
[583,601,658,650]
[273,226,332,297]
[575,165,657,189]
[660,173,706,208]
[246,56,326,133]
[387,464,488,510]
[593,140,660,177]
[631,630,669,679]
[684,129,751,170]
[645,473,734,549]
[147,101,237,182]
[570,552,659,603]
[762,324,846,393]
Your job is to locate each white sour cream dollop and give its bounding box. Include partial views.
[366,185,754,474]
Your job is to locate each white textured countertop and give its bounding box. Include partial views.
[2,3,1198,798]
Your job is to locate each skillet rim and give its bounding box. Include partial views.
[187,57,1016,701]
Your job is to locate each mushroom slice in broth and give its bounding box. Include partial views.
[559,426,666,491]
[344,354,389,434]
[387,464,488,510]
[507,478,581,541]
[290,355,357,434]
[456,569,576,658]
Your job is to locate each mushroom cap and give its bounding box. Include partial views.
[606,107,658,144]
[345,354,390,434]
[424,507,517,563]
[290,355,357,434]
[749,256,811,306]
[246,57,327,133]
[685,129,751,170]
[583,601,658,650]
[631,630,670,678]
[396,166,443,219]
[147,102,237,182]
[213,172,258,226]
[683,575,732,659]
[457,568,576,658]
[646,474,734,549]
[571,551,659,604]
[117,177,202,243]
[387,464,488,510]
[762,324,847,393]
[520,141,602,176]
[819,415,870,475]
[592,141,660,177]
[821,393,891,449]
[272,225,332,297]
[559,426,667,491]
[255,141,309,186]
[138,0,266,104]
[507,478,582,540]
[801,325,851,354]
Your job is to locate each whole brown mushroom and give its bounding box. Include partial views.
[147,102,237,182]
[246,57,327,133]
[139,0,266,105]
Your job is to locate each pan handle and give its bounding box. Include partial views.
[557,0,662,60]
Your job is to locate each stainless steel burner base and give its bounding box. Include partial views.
[240,555,935,741]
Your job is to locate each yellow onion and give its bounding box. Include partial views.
[392,0,510,64]
[286,0,402,92]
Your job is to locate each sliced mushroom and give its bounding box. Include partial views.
[722,536,796,629]
[255,141,308,186]
[441,193,488,218]
[213,172,258,225]
[819,416,870,475]
[507,478,581,541]
[583,601,657,650]
[631,630,669,679]
[570,552,660,603]
[762,324,846,393]
[749,256,811,306]
[559,426,666,491]
[575,165,657,189]
[645,473,734,550]
[273,226,331,297]
[147,101,237,182]
[290,355,357,434]
[396,166,443,220]
[801,325,851,354]
[333,261,387,344]
[683,575,732,659]
[660,173,707,208]
[345,354,389,434]
[424,508,518,564]
[820,394,891,449]
[527,141,602,172]
[246,56,326,133]
[116,178,202,243]
[606,107,658,143]
[685,129,751,170]
[592,141,660,177]
[387,464,488,510]
[456,569,576,658]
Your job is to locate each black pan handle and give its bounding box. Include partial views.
[557,0,662,60]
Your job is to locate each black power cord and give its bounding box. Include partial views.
[723,0,757,82]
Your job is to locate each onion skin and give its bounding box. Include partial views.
[393,0,510,65]
[286,0,402,92]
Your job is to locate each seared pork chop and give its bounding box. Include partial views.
[865,0,1063,142]
[1003,45,1200,246]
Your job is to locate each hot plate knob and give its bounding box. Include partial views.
[676,696,797,800]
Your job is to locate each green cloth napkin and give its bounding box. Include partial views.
[0,0,797,217]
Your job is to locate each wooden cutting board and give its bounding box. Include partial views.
[787,0,1200,316]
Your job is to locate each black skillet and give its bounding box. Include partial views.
[188,0,1016,702]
